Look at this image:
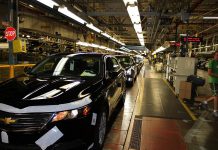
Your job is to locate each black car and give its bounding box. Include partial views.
[133,55,144,74]
[0,53,126,150]
[115,55,137,86]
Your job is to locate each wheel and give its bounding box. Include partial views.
[92,109,107,150]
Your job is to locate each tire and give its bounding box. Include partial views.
[92,109,107,150]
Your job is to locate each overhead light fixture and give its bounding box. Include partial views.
[123,0,137,6]
[137,33,143,39]
[36,0,59,8]
[101,32,111,39]
[152,46,167,55]
[76,41,116,52]
[180,34,187,36]
[123,0,144,46]
[127,6,140,24]
[134,24,142,33]
[37,0,125,46]
[115,50,128,54]
[29,5,34,8]
[203,17,218,20]
[58,7,87,25]
[86,23,102,33]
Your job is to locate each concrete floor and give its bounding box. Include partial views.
[103,61,218,150]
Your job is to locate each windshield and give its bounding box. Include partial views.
[116,56,133,68]
[30,55,101,77]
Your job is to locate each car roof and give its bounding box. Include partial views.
[50,52,110,58]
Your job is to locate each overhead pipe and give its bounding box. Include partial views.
[151,0,166,43]
[191,7,218,20]
[152,19,160,42]
[188,0,204,14]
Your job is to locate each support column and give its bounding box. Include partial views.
[8,0,18,65]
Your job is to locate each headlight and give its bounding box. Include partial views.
[126,68,132,75]
[52,106,91,122]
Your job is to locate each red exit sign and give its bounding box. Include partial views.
[182,37,203,42]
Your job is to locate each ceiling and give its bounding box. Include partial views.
[20,0,218,49]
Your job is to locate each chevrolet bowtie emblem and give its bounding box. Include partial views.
[0,117,16,124]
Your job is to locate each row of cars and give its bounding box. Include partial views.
[115,55,143,86]
[0,53,144,150]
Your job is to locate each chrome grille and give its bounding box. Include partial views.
[0,111,54,132]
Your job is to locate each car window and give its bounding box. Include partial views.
[31,55,101,77]
[116,56,133,68]
[62,57,100,77]
[111,58,121,71]
[106,57,121,72]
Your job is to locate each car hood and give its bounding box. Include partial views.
[0,74,103,109]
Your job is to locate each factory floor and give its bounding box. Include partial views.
[103,61,218,150]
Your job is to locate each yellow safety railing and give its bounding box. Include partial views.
[0,64,35,82]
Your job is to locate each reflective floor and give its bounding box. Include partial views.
[103,60,218,150]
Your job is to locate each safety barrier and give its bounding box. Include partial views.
[0,64,35,82]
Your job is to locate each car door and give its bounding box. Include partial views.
[105,57,124,110]
[105,57,118,113]
[111,57,124,105]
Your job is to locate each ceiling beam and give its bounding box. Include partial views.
[78,11,186,17]
[188,0,204,13]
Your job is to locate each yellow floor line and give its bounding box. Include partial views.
[162,79,197,121]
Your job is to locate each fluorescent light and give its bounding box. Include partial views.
[123,0,137,6]
[58,7,87,24]
[36,0,59,8]
[99,46,107,49]
[124,0,144,46]
[127,6,141,24]
[180,34,187,36]
[90,43,99,48]
[134,24,142,33]
[76,41,89,47]
[140,40,144,46]
[86,23,102,33]
[137,34,144,40]
[101,32,111,39]
[152,46,166,55]
[76,41,115,52]
[115,50,129,54]
[37,0,124,46]
[203,17,218,20]
[29,5,34,8]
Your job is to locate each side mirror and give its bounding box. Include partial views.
[24,66,32,74]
